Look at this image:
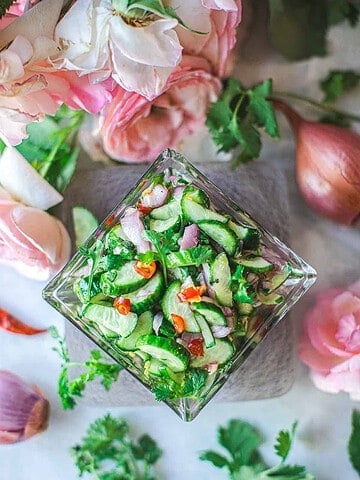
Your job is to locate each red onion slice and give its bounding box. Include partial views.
[179,224,199,250]
[141,185,168,208]
[211,325,232,338]
[121,208,150,253]
[153,312,163,336]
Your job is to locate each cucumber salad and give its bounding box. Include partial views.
[74,171,297,402]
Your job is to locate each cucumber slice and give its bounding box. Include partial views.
[236,256,274,273]
[83,303,138,338]
[182,185,210,207]
[228,221,260,250]
[116,311,153,351]
[181,196,227,224]
[162,281,200,333]
[166,246,214,268]
[192,301,227,326]
[257,291,284,305]
[137,334,190,372]
[150,198,181,220]
[210,253,233,307]
[72,206,98,248]
[126,271,165,314]
[194,313,215,348]
[263,264,292,293]
[100,261,148,296]
[197,220,238,256]
[149,215,180,233]
[190,338,234,368]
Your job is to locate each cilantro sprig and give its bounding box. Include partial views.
[200,419,315,480]
[206,78,279,167]
[50,327,122,410]
[71,413,162,479]
[348,410,360,476]
[320,69,360,103]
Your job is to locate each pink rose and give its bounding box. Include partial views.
[171,0,242,77]
[99,56,221,163]
[299,280,360,400]
[0,188,71,280]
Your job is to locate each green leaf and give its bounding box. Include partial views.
[133,434,162,465]
[199,450,230,469]
[274,422,298,462]
[248,79,279,138]
[320,69,360,102]
[269,0,328,60]
[0,0,16,18]
[181,368,208,397]
[327,0,360,27]
[348,409,360,476]
[218,419,263,467]
[262,464,309,479]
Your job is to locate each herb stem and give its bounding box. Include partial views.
[273,91,360,123]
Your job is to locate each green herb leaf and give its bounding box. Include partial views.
[206,78,278,166]
[232,266,254,304]
[274,422,298,463]
[199,450,229,469]
[327,0,360,27]
[260,464,311,479]
[182,368,208,397]
[320,69,360,102]
[71,413,161,479]
[348,409,360,476]
[50,327,122,410]
[269,0,328,60]
[0,0,16,18]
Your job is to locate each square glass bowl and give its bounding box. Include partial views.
[43,149,316,421]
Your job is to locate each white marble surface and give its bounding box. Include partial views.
[1,10,360,480]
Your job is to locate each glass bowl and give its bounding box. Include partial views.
[43,149,316,421]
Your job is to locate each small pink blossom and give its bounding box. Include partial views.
[99,56,221,163]
[299,280,360,400]
[0,190,71,280]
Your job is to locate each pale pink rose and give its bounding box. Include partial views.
[170,0,242,77]
[0,189,71,280]
[299,280,360,401]
[99,56,221,163]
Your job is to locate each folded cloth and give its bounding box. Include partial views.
[57,160,296,406]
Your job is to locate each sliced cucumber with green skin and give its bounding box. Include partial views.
[228,221,260,250]
[116,311,153,351]
[194,313,215,348]
[100,261,148,296]
[197,220,238,256]
[210,253,233,307]
[236,256,274,273]
[263,264,292,294]
[192,301,227,326]
[191,339,234,368]
[150,198,181,220]
[161,280,200,333]
[182,185,210,207]
[257,291,284,305]
[181,196,227,224]
[137,334,190,373]
[94,322,119,339]
[83,303,138,338]
[149,215,180,233]
[125,271,165,314]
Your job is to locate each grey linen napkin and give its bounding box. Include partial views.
[57,160,296,406]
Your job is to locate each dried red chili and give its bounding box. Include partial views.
[0,309,47,335]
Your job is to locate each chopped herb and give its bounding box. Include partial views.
[232,266,255,304]
[71,413,162,479]
[49,327,122,410]
[320,69,360,103]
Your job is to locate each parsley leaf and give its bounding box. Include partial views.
[320,69,360,102]
[49,327,122,410]
[274,421,298,462]
[151,368,208,402]
[201,419,315,480]
[71,413,162,479]
[348,409,360,476]
[232,266,255,304]
[206,78,279,166]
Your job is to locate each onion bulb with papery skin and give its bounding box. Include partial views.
[0,370,49,444]
[273,100,360,226]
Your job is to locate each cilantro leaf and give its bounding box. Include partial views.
[320,69,360,102]
[71,413,162,479]
[50,327,122,410]
[232,266,254,304]
[0,0,15,18]
[199,451,229,469]
[274,422,298,462]
[206,78,279,166]
[348,409,360,476]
